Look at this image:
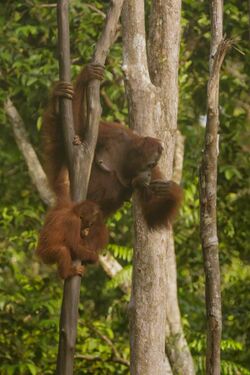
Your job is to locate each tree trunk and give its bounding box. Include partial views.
[56,2,83,373]
[122,1,170,373]
[122,0,184,373]
[199,1,231,373]
[147,2,195,374]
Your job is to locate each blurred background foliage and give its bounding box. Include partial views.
[0,0,249,374]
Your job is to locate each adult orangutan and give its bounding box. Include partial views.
[41,63,182,229]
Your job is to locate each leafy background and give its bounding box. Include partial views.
[0,0,249,374]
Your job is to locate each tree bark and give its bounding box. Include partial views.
[56,1,125,374]
[122,1,170,373]
[199,1,231,373]
[122,0,183,373]
[147,2,195,373]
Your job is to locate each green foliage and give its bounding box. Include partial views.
[0,0,249,373]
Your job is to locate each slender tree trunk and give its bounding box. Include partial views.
[56,2,83,373]
[199,1,231,374]
[56,1,125,373]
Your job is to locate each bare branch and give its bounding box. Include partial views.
[90,325,130,367]
[36,3,56,8]
[4,98,55,206]
[84,4,106,18]
[75,354,129,367]
[99,252,131,294]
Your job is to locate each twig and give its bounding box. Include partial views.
[75,353,129,367]
[36,3,57,8]
[89,325,130,367]
[84,4,106,18]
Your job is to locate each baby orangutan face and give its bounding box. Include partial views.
[78,201,102,238]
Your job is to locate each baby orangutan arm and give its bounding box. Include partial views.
[53,246,85,280]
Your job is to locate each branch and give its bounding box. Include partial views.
[99,252,131,294]
[75,354,129,366]
[36,3,56,8]
[199,3,232,372]
[208,39,232,103]
[83,4,106,18]
[4,98,55,206]
[90,325,130,367]
[56,1,125,373]
[56,2,82,373]
[75,354,129,367]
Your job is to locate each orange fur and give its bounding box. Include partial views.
[41,64,183,228]
[36,200,109,279]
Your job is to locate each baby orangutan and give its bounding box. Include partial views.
[36,200,109,279]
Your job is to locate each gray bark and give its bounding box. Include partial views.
[199,1,231,373]
[148,1,195,374]
[122,0,183,374]
[122,1,169,373]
